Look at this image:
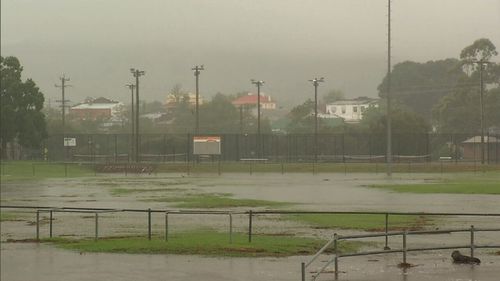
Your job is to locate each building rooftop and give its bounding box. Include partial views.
[232,93,274,106]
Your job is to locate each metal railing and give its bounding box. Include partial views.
[302,226,500,281]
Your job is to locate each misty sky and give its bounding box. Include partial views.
[2,0,500,108]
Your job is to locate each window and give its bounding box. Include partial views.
[361,106,365,112]
[341,106,346,114]
[353,106,358,113]
[331,106,337,113]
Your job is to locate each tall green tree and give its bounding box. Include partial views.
[1,56,47,158]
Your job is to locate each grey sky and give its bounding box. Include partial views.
[2,0,500,107]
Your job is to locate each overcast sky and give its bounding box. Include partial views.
[2,0,500,107]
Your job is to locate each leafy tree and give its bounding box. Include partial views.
[322,89,344,104]
[377,59,466,120]
[286,99,341,134]
[1,56,47,158]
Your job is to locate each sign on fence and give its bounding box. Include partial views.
[193,136,221,155]
[63,138,76,147]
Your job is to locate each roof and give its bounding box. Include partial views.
[232,93,274,106]
[71,97,121,110]
[462,136,499,143]
[329,98,378,106]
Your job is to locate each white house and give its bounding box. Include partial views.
[325,98,378,123]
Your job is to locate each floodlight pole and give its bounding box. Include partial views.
[126,84,136,160]
[309,77,325,163]
[386,0,393,176]
[130,68,145,162]
[55,75,71,161]
[192,65,205,134]
[251,80,265,158]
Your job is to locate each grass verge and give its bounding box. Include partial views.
[370,179,500,195]
[287,214,432,231]
[145,193,290,208]
[0,212,25,222]
[110,187,186,196]
[0,161,93,182]
[42,231,367,257]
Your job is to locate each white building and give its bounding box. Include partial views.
[325,98,378,123]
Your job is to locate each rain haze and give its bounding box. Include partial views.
[2,0,500,106]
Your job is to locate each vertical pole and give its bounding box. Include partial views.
[36,210,40,241]
[165,212,169,241]
[384,213,390,250]
[301,262,306,281]
[49,210,53,238]
[386,0,393,177]
[148,208,152,240]
[248,210,253,243]
[135,72,140,163]
[229,213,233,244]
[470,225,475,258]
[314,82,318,164]
[479,63,485,165]
[94,212,99,241]
[257,84,261,158]
[130,85,135,161]
[403,230,407,264]
[334,233,339,280]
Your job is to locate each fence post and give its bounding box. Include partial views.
[334,233,339,280]
[148,208,152,240]
[248,210,253,243]
[403,230,407,264]
[301,262,306,281]
[384,213,390,250]
[36,210,40,241]
[49,210,53,238]
[229,213,233,244]
[164,212,169,241]
[470,225,475,258]
[94,212,99,241]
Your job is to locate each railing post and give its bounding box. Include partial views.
[403,230,407,264]
[301,262,306,281]
[229,213,233,244]
[165,212,169,241]
[334,233,339,280]
[248,210,253,243]
[470,225,475,258]
[384,213,390,250]
[49,210,53,238]
[148,208,152,240]
[36,210,40,241]
[94,212,99,241]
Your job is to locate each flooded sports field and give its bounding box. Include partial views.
[1,172,500,280]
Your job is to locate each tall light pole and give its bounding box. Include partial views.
[251,79,265,158]
[309,77,325,163]
[471,60,492,165]
[192,65,204,134]
[55,75,71,160]
[386,0,393,176]
[130,68,145,162]
[126,83,136,161]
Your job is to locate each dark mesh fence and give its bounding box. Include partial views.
[16,133,499,164]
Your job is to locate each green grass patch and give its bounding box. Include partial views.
[145,193,290,208]
[43,231,367,257]
[1,161,93,182]
[288,214,431,231]
[0,212,26,222]
[371,179,500,195]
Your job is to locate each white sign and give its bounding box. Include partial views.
[193,136,221,155]
[64,137,76,147]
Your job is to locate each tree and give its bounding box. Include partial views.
[377,59,466,120]
[322,89,344,104]
[1,56,47,158]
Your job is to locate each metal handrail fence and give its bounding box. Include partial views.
[302,226,500,281]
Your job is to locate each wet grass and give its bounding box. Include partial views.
[287,214,431,231]
[145,193,291,208]
[110,187,186,196]
[370,177,500,194]
[0,212,24,222]
[43,231,367,257]
[0,161,93,182]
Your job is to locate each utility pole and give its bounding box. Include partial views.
[55,75,71,160]
[130,68,145,162]
[309,77,325,163]
[471,60,491,165]
[240,105,244,134]
[192,65,204,134]
[251,79,265,158]
[386,0,393,176]
[126,83,136,161]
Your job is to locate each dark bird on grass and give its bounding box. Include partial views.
[451,250,480,264]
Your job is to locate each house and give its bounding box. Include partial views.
[165,93,203,109]
[70,97,123,120]
[232,93,276,110]
[325,97,378,123]
[461,136,500,162]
